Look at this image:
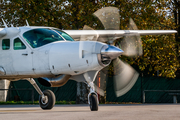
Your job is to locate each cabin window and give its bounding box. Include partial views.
[2,39,10,50]
[14,38,26,50]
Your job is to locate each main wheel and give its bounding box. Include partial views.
[39,89,56,110]
[89,94,98,111]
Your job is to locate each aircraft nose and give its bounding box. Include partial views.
[101,45,124,60]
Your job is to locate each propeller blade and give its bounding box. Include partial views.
[93,7,120,43]
[113,58,139,97]
[120,18,143,57]
[80,25,99,41]
[129,18,138,30]
[93,7,120,30]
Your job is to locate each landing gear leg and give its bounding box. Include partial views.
[87,82,99,111]
[84,72,99,111]
[26,78,56,110]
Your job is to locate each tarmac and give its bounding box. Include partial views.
[0,104,180,120]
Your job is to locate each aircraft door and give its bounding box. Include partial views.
[11,37,34,75]
[32,46,52,75]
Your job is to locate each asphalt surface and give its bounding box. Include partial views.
[0,104,180,120]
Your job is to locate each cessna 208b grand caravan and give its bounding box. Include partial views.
[0,7,177,111]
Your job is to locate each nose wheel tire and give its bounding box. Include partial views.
[39,90,56,110]
[90,94,98,111]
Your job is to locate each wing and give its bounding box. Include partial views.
[63,30,177,40]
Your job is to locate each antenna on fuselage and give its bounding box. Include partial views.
[26,20,29,26]
[2,19,8,28]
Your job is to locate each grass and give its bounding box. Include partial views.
[103,102,141,104]
[0,100,76,105]
[0,101,140,105]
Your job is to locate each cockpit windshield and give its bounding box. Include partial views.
[23,28,74,48]
[53,29,74,41]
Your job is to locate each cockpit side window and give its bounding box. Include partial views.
[2,39,10,50]
[23,28,64,48]
[54,29,74,41]
[14,38,26,50]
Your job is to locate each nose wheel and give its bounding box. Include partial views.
[39,90,56,110]
[89,94,98,111]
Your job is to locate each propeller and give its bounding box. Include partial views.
[81,7,143,97]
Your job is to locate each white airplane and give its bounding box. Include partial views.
[0,7,177,111]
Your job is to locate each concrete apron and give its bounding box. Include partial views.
[0,80,10,102]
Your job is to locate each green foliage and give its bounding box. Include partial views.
[0,0,179,78]
[0,101,76,105]
[0,101,38,105]
[56,101,76,104]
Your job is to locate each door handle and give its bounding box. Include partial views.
[22,53,28,56]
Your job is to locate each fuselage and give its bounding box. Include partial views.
[0,26,106,80]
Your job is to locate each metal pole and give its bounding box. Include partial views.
[173,95,177,104]
[9,89,11,101]
[141,73,143,103]
[143,91,145,103]
[31,89,34,104]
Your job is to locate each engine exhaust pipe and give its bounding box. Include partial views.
[37,75,71,87]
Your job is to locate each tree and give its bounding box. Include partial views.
[157,0,180,77]
[0,0,66,28]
